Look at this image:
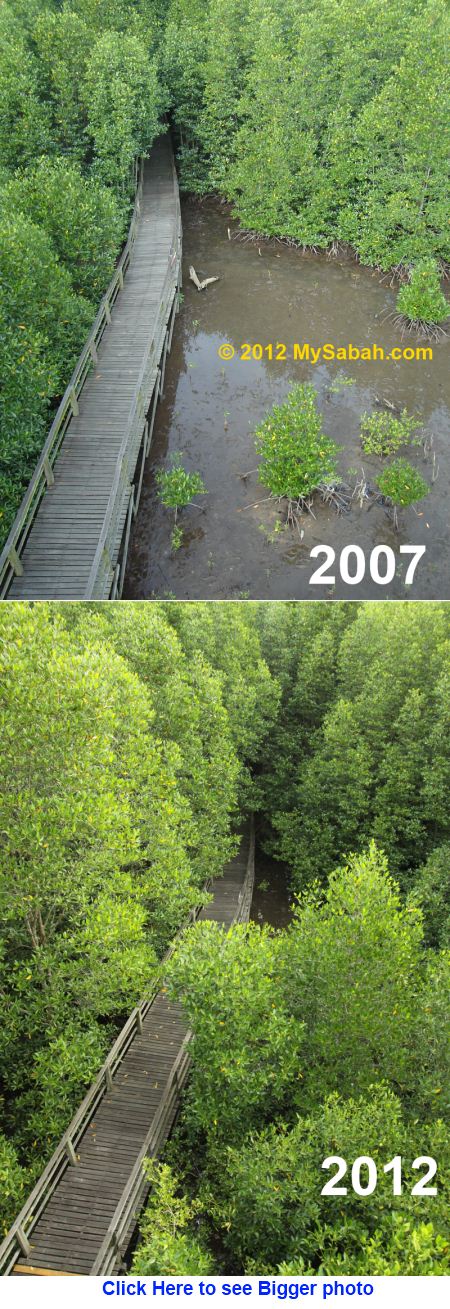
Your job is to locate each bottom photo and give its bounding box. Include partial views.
[0,601,449,1280]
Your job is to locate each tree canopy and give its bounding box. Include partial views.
[0,600,278,1235]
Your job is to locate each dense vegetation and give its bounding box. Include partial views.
[130,602,450,1276]
[2,600,448,1272]
[164,0,449,275]
[0,0,166,546]
[0,601,279,1234]
[1,0,448,546]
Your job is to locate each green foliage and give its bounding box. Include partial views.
[360,408,421,456]
[0,12,52,171]
[255,384,339,502]
[133,1162,214,1274]
[32,8,92,160]
[0,0,165,539]
[0,208,93,548]
[161,838,450,1273]
[156,457,207,515]
[0,601,283,1236]
[2,158,123,299]
[0,1134,27,1237]
[24,1024,111,1150]
[377,459,430,509]
[258,602,450,888]
[397,258,449,326]
[167,0,449,268]
[171,524,184,550]
[412,844,450,949]
[2,599,450,1275]
[209,1086,444,1271]
[82,30,163,194]
[168,921,304,1143]
[0,211,92,390]
[311,1215,450,1276]
[329,372,355,393]
[59,603,250,886]
[0,307,56,543]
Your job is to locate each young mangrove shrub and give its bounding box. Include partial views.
[360,408,421,457]
[254,383,339,508]
[170,524,184,552]
[156,455,207,545]
[133,1161,213,1276]
[396,259,448,329]
[377,458,429,528]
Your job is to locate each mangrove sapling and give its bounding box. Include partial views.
[171,524,184,552]
[376,459,430,530]
[155,455,207,548]
[395,259,449,339]
[328,372,356,395]
[254,383,340,524]
[360,408,421,457]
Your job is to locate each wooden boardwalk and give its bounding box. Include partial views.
[1,826,254,1277]
[2,135,181,600]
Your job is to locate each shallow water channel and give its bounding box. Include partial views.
[125,198,449,600]
[250,842,292,930]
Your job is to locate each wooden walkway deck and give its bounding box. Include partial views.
[0,826,254,1277]
[1,135,181,600]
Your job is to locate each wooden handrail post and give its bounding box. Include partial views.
[136,1010,143,1036]
[105,1065,113,1092]
[16,1226,31,1258]
[65,1138,77,1166]
[43,458,54,488]
[69,388,79,417]
[8,546,23,578]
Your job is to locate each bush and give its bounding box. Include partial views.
[0,1134,27,1236]
[255,384,339,502]
[133,1162,214,1275]
[397,259,448,326]
[377,459,429,510]
[360,408,421,456]
[412,844,450,949]
[2,159,123,301]
[0,309,56,548]
[0,211,93,390]
[156,455,207,520]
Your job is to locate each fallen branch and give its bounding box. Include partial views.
[189,265,220,292]
[236,497,272,512]
[374,395,400,413]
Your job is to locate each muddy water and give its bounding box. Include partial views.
[125,198,449,600]
[250,842,292,930]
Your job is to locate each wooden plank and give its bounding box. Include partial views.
[13,1267,79,1277]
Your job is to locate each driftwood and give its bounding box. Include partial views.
[189,265,219,292]
[374,395,400,412]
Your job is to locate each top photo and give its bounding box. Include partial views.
[0,0,448,601]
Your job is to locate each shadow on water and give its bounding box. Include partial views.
[125,195,450,600]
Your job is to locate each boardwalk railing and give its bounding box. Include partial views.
[0,152,180,600]
[91,825,255,1276]
[0,884,210,1278]
[0,823,255,1277]
[86,155,182,599]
